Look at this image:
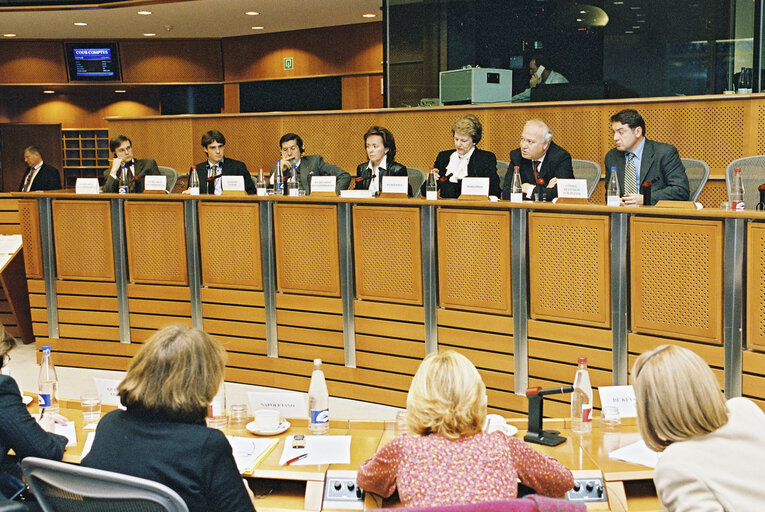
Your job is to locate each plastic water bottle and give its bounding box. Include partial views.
[730,167,745,211]
[288,164,300,196]
[38,345,59,415]
[571,357,593,434]
[510,166,523,202]
[118,164,129,194]
[188,166,200,195]
[256,167,267,196]
[425,167,437,200]
[308,358,329,434]
[606,167,621,207]
[274,160,284,195]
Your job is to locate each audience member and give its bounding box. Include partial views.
[512,55,569,103]
[633,344,765,511]
[193,130,256,195]
[18,146,61,192]
[103,135,160,193]
[272,133,350,193]
[81,325,256,512]
[355,126,410,196]
[357,350,574,507]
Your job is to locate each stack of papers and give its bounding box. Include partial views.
[227,436,279,474]
[608,439,661,468]
[278,435,351,466]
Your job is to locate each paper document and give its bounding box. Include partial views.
[80,432,96,461]
[0,254,11,271]
[226,436,279,474]
[608,439,661,468]
[279,435,351,466]
[54,420,77,447]
[0,235,22,254]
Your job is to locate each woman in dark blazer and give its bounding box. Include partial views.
[355,126,411,196]
[431,114,500,198]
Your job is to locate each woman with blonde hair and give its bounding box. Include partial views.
[633,344,765,511]
[357,350,573,507]
[82,325,255,512]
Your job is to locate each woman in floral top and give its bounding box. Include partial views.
[357,350,574,507]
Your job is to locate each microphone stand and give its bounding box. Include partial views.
[524,386,574,446]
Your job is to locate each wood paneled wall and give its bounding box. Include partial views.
[0,41,67,83]
[120,40,223,83]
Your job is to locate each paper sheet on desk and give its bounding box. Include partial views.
[226,436,279,474]
[0,235,22,254]
[608,439,661,468]
[279,435,351,466]
[54,421,77,447]
[80,432,96,461]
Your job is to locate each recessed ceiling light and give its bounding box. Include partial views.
[579,10,586,13]
[73,22,87,26]
[115,90,126,93]
[252,26,264,30]
[362,13,376,18]
[3,34,16,37]
[576,18,583,22]
[137,10,151,15]
[43,90,55,94]
[245,11,259,15]
[632,25,640,29]
[143,33,156,37]
[625,30,634,34]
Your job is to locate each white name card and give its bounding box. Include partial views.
[311,175,337,193]
[75,178,100,195]
[461,177,489,197]
[222,175,245,191]
[248,391,307,419]
[382,176,408,194]
[598,385,637,418]
[340,189,374,198]
[94,377,124,408]
[556,179,588,199]
[144,175,167,192]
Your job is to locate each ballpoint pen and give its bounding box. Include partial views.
[285,453,308,466]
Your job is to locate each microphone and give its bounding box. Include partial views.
[439,172,453,183]
[206,174,223,182]
[526,386,574,397]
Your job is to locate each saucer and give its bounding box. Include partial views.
[246,420,290,436]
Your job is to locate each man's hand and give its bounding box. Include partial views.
[521,182,535,196]
[109,158,123,179]
[621,193,644,206]
[546,177,558,189]
[529,74,542,88]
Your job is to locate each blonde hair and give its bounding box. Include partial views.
[632,344,728,452]
[0,323,15,368]
[451,114,483,144]
[119,325,226,422]
[406,350,487,439]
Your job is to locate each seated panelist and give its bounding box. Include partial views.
[355,126,411,196]
[193,130,256,195]
[430,114,501,198]
[271,133,350,194]
[633,345,765,511]
[357,350,574,507]
[103,135,160,193]
[81,325,256,512]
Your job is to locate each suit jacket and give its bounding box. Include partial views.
[604,139,689,205]
[82,407,254,512]
[653,397,765,512]
[195,157,256,195]
[272,154,350,194]
[0,375,67,480]
[103,159,160,193]
[355,160,412,196]
[431,148,501,198]
[503,141,574,199]
[18,162,62,192]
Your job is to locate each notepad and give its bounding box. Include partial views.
[226,436,279,474]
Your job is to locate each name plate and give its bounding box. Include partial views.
[75,178,100,194]
[382,176,408,194]
[461,177,489,197]
[248,391,307,418]
[311,175,336,192]
[340,189,374,198]
[94,377,124,408]
[556,178,588,198]
[221,175,245,191]
[598,385,637,418]
[144,175,167,192]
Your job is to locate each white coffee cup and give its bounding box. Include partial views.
[254,409,280,431]
[483,413,507,433]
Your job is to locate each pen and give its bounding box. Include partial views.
[39,408,45,420]
[285,453,308,466]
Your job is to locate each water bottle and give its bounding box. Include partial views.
[534,178,546,202]
[118,164,129,194]
[308,358,329,435]
[38,345,59,415]
[425,167,437,200]
[571,357,593,434]
[274,159,284,195]
[730,167,745,210]
[256,166,267,196]
[607,167,621,207]
[188,166,200,195]
[510,165,523,202]
[287,164,300,196]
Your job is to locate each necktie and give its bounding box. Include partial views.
[624,152,638,195]
[214,164,222,195]
[22,171,33,192]
[533,161,540,182]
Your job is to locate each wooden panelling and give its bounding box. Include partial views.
[743,349,765,411]
[273,204,340,296]
[437,209,511,314]
[747,223,765,351]
[120,40,222,83]
[529,212,610,327]
[630,217,723,343]
[342,75,384,110]
[198,202,262,290]
[52,200,114,281]
[124,201,187,285]
[0,42,67,83]
[353,206,422,304]
[127,283,192,341]
[17,199,41,278]
[276,291,344,367]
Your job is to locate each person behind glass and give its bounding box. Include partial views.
[633,344,765,512]
[103,135,160,193]
[355,126,411,197]
[429,114,501,199]
[357,350,574,507]
[192,130,256,195]
[81,325,256,512]
[18,146,61,192]
[0,323,67,485]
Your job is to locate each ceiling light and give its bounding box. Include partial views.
[579,10,586,14]
[3,34,16,37]
[362,13,376,18]
[43,90,55,94]
[137,10,151,15]
[115,90,126,93]
[252,26,264,30]
[576,18,583,22]
[245,11,259,15]
[73,22,87,26]
[625,30,634,34]
[632,25,640,29]
[143,33,156,37]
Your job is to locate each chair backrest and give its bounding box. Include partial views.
[571,159,601,198]
[22,457,189,512]
[680,157,710,202]
[725,155,765,209]
[407,167,426,197]
[156,166,178,193]
[496,160,510,190]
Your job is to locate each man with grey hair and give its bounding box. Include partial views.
[502,119,573,200]
[19,145,61,192]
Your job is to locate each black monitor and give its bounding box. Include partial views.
[65,43,121,82]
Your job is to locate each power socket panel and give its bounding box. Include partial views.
[323,470,364,511]
[566,476,607,503]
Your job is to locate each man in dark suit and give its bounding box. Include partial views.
[103,135,160,193]
[604,109,689,206]
[18,146,61,192]
[502,119,573,200]
[194,130,255,195]
[272,133,350,193]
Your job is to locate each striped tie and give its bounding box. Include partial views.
[624,152,638,195]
